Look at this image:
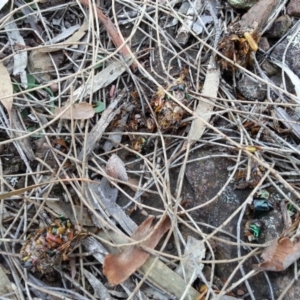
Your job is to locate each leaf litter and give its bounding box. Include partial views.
[1,0,300,299]
[103,215,171,285]
[54,102,95,120]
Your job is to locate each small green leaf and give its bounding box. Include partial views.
[13,83,20,93]
[27,126,42,138]
[94,101,106,113]
[21,109,29,119]
[95,55,105,69]
[27,74,36,87]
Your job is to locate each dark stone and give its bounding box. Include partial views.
[271,29,300,79]
[261,60,279,76]
[269,73,296,94]
[265,15,292,38]
[227,0,258,9]
[259,37,270,51]
[237,76,267,101]
[287,0,300,17]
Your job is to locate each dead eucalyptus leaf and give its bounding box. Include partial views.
[175,236,205,281]
[254,236,300,271]
[54,102,95,120]
[103,215,171,285]
[186,55,220,146]
[28,50,54,82]
[0,62,13,121]
[5,17,28,87]
[98,229,200,300]
[106,154,128,182]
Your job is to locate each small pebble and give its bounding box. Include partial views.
[258,37,270,51]
[261,60,279,76]
[166,242,174,251]
[287,0,300,17]
[50,82,58,93]
[64,21,71,28]
[237,76,266,101]
[272,35,300,79]
[265,15,292,38]
[236,289,245,296]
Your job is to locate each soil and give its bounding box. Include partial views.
[1,0,300,299]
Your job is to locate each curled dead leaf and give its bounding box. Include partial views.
[106,154,128,182]
[254,237,300,271]
[103,215,171,285]
[28,50,54,82]
[54,102,95,120]
[254,220,300,271]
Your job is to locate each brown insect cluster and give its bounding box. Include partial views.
[128,68,190,152]
[234,163,265,189]
[217,31,258,70]
[20,216,88,273]
[217,0,276,70]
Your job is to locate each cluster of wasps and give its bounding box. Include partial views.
[218,32,258,70]
[20,216,88,273]
[217,20,260,71]
[128,68,190,152]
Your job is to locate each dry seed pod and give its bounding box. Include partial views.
[106,154,128,182]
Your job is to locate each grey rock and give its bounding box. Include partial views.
[261,60,279,76]
[265,15,292,38]
[271,28,300,79]
[287,0,300,17]
[237,76,267,101]
[227,0,258,9]
[259,37,270,51]
[270,73,295,94]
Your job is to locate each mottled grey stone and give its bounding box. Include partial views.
[265,15,292,38]
[227,0,258,9]
[237,76,267,101]
[287,0,300,17]
[271,29,300,79]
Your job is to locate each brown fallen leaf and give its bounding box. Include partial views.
[103,215,171,285]
[54,102,95,120]
[0,62,13,122]
[28,50,54,82]
[254,220,300,271]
